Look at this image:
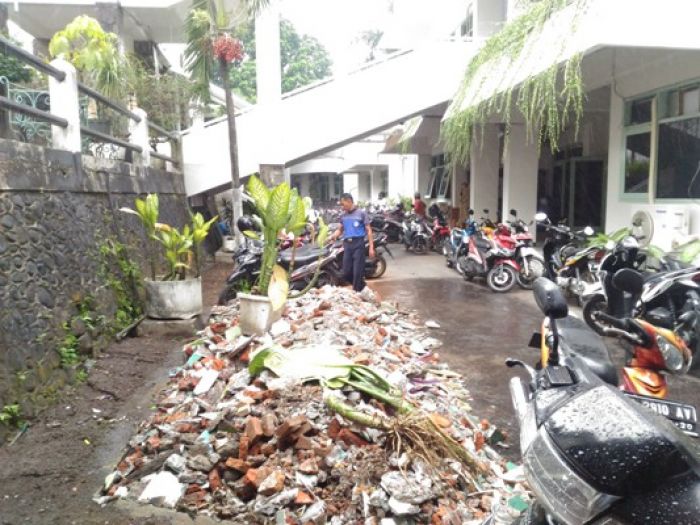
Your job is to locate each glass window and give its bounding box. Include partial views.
[657,117,700,198]
[624,132,651,194]
[681,88,699,116]
[627,97,653,125]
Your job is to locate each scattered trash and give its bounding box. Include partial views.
[425,320,441,329]
[97,286,529,523]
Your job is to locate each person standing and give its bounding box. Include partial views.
[329,193,375,292]
[413,192,426,218]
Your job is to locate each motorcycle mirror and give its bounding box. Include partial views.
[483,209,489,215]
[468,209,475,215]
[510,208,517,217]
[534,212,548,222]
[612,268,644,295]
[533,278,568,320]
[584,226,594,236]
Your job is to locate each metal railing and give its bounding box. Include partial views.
[0,35,180,168]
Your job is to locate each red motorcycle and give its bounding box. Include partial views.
[491,209,546,289]
[458,225,520,293]
[428,204,451,252]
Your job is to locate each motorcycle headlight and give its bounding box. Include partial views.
[411,222,421,232]
[655,335,686,373]
[523,428,619,525]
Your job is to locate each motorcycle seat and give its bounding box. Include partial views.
[279,245,327,265]
[557,316,618,386]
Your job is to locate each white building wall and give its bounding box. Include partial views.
[604,49,700,247]
[385,154,418,199]
[502,124,538,224]
[470,124,500,216]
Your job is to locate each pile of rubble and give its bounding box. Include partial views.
[96,287,530,524]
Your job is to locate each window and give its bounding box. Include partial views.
[657,117,700,198]
[460,4,474,39]
[623,96,654,196]
[426,154,451,199]
[624,132,651,194]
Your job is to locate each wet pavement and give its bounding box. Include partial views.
[372,248,700,459]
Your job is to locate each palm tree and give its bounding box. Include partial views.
[184,0,269,245]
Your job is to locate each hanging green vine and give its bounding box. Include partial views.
[442,0,589,166]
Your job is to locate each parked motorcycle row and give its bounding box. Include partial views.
[443,208,545,293]
[217,215,393,305]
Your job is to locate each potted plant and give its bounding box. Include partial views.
[120,194,217,320]
[237,175,328,335]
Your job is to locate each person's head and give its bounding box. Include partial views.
[414,192,421,200]
[339,193,355,212]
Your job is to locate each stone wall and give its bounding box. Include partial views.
[0,139,189,418]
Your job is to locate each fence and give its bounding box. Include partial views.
[0,35,180,170]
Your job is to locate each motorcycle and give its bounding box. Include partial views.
[458,225,519,293]
[536,212,598,305]
[369,204,404,244]
[495,277,699,525]
[495,209,545,290]
[402,214,430,255]
[538,270,697,412]
[330,231,393,281]
[444,209,478,271]
[428,203,451,253]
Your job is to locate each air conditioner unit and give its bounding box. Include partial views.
[648,205,690,251]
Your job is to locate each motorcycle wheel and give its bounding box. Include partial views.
[412,237,428,255]
[217,284,238,305]
[583,294,608,335]
[486,265,517,293]
[516,257,546,290]
[316,270,339,288]
[367,255,387,279]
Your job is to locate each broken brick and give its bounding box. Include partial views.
[245,417,264,444]
[294,435,315,450]
[261,413,277,437]
[238,435,250,461]
[337,428,370,448]
[295,491,314,505]
[208,468,221,492]
[258,470,285,496]
[297,458,319,475]
[327,418,342,440]
[244,466,272,489]
[225,457,250,473]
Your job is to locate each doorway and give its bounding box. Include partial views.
[550,157,606,228]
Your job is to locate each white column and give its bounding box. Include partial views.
[299,174,311,197]
[129,107,150,167]
[370,168,383,200]
[343,172,359,201]
[255,3,282,105]
[49,59,81,153]
[502,124,538,224]
[470,124,500,217]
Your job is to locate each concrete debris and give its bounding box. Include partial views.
[96,286,529,523]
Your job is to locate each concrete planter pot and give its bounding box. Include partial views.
[144,278,202,320]
[238,292,282,335]
[222,236,236,252]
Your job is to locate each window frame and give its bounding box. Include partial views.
[622,79,700,203]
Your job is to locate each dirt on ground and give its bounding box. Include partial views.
[0,262,231,525]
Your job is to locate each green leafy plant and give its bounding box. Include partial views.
[98,239,143,331]
[586,227,631,249]
[442,0,589,166]
[0,404,23,428]
[243,175,328,308]
[48,15,123,99]
[0,33,33,83]
[120,194,217,281]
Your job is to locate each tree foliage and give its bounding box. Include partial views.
[226,19,332,103]
[0,33,33,84]
[48,15,123,99]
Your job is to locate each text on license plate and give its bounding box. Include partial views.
[625,394,698,436]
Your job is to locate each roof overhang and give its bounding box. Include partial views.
[445,0,700,120]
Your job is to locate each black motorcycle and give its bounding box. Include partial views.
[369,204,405,244]
[402,214,430,254]
[492,278,700,525]
[329,231,393,281]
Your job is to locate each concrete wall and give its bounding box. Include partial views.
[0,139,188,421]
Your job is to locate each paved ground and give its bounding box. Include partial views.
[372,247,700,459]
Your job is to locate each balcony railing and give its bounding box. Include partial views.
[0,35,180,170]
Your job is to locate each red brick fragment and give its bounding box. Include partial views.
[337,428,370,447]
[209,468,221,492]
[245,417,264,444]
[225,457,250,473]
[295,491,314,505]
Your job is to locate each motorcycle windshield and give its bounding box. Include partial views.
[543,382,700,497]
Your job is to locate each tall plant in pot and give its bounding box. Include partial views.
[238,175,328,335]
[121,194,217,320]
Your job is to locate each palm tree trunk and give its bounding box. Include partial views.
[220,59,244,247]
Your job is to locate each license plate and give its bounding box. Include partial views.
[625,393,698,437]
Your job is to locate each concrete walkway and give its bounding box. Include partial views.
[372,248,700,458]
